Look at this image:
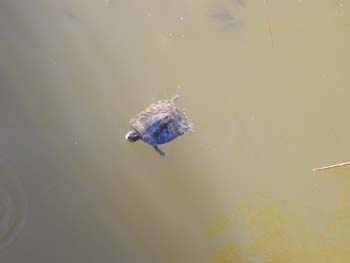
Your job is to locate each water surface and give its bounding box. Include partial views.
[1,0,350,262]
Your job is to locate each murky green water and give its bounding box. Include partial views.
[1,0,350,262]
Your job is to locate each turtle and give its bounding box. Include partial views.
[125,89,193,156]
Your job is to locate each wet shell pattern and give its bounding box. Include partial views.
[128,90,193,155]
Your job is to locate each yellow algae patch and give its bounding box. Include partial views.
[208,214,234,237]
[326,186,350,243]
[208,192,350,262]
[238,197,318,262]
[211,241,242,263]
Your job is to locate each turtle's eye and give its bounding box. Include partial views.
[125,131,141,142]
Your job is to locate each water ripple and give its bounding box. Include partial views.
[0,174,28,250]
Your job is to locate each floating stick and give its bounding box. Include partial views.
[312,162,350,172]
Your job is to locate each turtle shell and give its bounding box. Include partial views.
[129,92,193,146]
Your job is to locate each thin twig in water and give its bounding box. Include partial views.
[263,0,274,47]
[312,162,350,172]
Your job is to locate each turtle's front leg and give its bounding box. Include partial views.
[153,145,166,156]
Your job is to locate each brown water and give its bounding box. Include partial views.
[1,0,350,262]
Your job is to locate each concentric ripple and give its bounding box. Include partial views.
[0,174,28,250]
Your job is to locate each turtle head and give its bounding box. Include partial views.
[125,130,141,142]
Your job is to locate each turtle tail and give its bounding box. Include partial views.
[171,87,181,102]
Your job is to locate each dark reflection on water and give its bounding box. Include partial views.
[211,11,235,21]
[210,10,241,31]
[232,0,245,6]
[0,174,27,250]
[210,0,245,31]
